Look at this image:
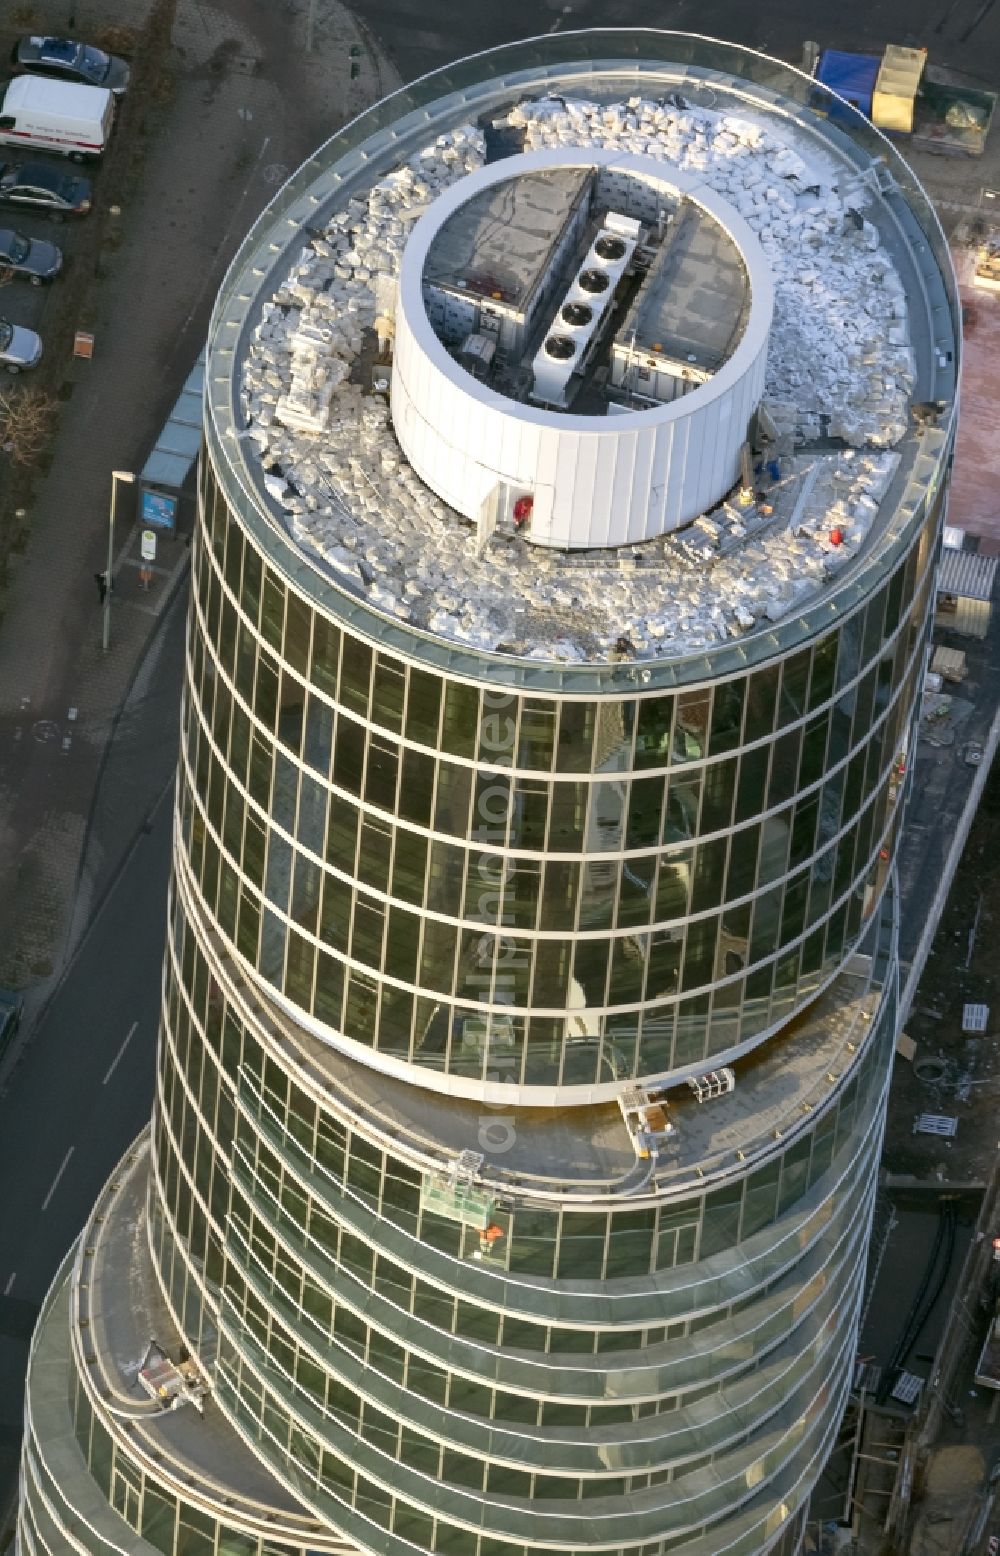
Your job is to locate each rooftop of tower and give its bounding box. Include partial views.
[210,35,958,674]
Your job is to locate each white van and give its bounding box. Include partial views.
[0,75,114,162]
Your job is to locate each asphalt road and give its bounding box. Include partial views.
[351,0,1000,91]
[0,779,172,1492]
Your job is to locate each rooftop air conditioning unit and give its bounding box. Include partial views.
[531,212,641,406]
[594,233,628,261]
[544,334,577,360]
[578,268,611,294]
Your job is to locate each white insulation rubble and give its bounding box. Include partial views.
[239,94,916,662]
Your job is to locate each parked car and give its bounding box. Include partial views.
[0,317,42,373]
[0,162,92,220]
[11,35,129,95]
[0,227,62,284]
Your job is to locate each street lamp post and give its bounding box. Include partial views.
[102,470,135,652]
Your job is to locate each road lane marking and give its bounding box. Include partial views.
[103,1021,138,1086]
[4,1273,14,1295]
[41,1147,75,1212]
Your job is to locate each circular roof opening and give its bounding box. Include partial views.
[578,268,610,294]
[594,234,627,261]
[417,162,758,426]
[544,334,577,360]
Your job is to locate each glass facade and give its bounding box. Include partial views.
[17,29,958,1556]
[18,883,895,1556]
[178,459,938,1092]
[17,1247,327,1556]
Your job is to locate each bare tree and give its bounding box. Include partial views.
[93,25,140,57]
[0,388,57,467]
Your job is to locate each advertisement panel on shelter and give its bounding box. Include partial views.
[141,488,178,531]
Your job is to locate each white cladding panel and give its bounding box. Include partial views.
[391,148,773,550]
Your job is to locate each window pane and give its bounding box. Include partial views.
[372,655,405,732]
[441,681,479,757]
[283,590,311,676]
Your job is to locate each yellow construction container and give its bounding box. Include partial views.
[871,44,927,133]
[973,238,1000,293]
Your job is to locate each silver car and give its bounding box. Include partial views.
[0,318,42,373]
[12,36,130,95]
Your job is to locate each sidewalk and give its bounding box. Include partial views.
[0,0,399,1002]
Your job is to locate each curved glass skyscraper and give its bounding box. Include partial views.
[18,32,958,1556]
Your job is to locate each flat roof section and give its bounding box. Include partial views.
[312,955,880,1198]
[237,889,895,1205]
[73,1140,320,1534]
[937,547,998,602]
[619,203,750,374]
[422,165,591,310]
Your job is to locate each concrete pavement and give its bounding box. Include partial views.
[948,243,1000,553]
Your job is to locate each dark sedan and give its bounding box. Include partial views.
[11,36,129,95]
[0,163,92,220]
[0,228,62,284]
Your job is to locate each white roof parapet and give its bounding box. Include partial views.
[391,147,774,550]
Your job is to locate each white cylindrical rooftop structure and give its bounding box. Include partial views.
[391,147,773,549]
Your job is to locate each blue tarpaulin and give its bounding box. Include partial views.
[815,50,881,117]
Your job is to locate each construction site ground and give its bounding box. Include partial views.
[805,746,1000,1551]
[875,757,1000,1556]
[890,751,1000,1185]
[889,241,1000,1556]
[803,216,1000,1552]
